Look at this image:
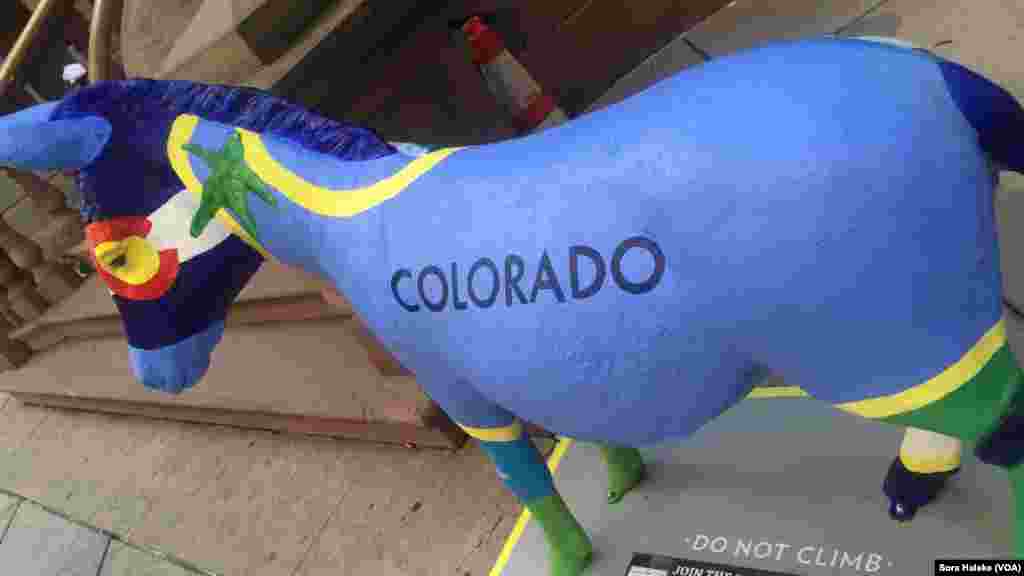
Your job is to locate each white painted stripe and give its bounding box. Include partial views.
[145,189,231,262]
[855,36,922,50]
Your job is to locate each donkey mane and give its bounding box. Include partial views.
[53,79,397,222]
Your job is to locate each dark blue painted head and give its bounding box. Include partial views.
[0,80,395,393]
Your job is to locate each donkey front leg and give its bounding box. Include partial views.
[598,444,647,504]
[461,419,593,576]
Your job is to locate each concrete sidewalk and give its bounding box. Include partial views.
[0,392,519,576]
[0,488,208,576]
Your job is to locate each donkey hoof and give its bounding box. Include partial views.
[888,499,917,522]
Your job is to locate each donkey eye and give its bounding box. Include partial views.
[84,216,179,301]
[94,237,161,285]
[95,241,128,269]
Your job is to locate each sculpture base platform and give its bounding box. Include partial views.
[493,398,1012,576]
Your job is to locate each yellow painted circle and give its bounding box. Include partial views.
[95,236,160,285]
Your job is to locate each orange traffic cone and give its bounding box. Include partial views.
[459,15,569,133]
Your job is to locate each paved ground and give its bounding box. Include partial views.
[0,482,206,575]
[2,0,1024,574]
[0,392,523,575]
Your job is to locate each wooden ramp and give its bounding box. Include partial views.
[0,262,466,449]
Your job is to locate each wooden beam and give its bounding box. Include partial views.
[345,312,413,377]
[519,0,732,115]
[11,293,349,351]
[0,335,30,370]
[270,1,442,114]
[1,169,66,214]
[237,0,340,66]
[9,391,467,449]
[318,281,412,377]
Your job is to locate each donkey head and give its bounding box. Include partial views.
[0,82,266,393]
[0,80,397,393]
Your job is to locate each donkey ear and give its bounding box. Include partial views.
[0,102,112,171]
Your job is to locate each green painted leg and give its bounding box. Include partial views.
[598,444,646,504]
[1010,465,1024,558]
[529,494,594,576]
[476,433,592,576]
[882,345,1021,444]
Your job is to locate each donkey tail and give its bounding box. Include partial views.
[936,57,1024,174]
[938,59,1024,320]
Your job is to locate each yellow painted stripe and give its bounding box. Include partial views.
[489,438,574,576]
[235,124,461,218]
[166,115,270,259]
[837,318,1007,419]
[461,420,523,442]
[746,386,809,399]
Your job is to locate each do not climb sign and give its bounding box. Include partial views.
[625,553,800,576]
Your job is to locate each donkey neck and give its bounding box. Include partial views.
[168,113,451,279]
[227,136,457,281]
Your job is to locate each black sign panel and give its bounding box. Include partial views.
[626,553,803,576]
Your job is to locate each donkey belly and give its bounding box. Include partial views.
[345,220,757,446]
[451,295,754,446]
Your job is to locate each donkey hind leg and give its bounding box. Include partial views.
[883,427,962,522]
[834,320,1024,557]
[424,376,591,576]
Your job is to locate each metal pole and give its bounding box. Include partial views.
[88,0,122,83]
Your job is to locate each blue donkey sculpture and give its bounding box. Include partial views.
[1,37,1022,575]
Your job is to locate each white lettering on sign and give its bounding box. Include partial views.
[686,533,891,575]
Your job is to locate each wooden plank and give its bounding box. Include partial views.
[0,318,438,424]
[270,1,439,115]
[119,0,203,78]
[350,24,520,146]
[12,293,347,351]
[155,0,265,83]
[319,282,416,381]
[11,391,466,449]
[345,312,412,377]
[585,28,706,114]
[13,260,330,332]
[243,0,366,90]
[516,0,731,115]
[286,0,725,142]
[682,0,885,58]
[0,335,31,369]
[236,0,340,65]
